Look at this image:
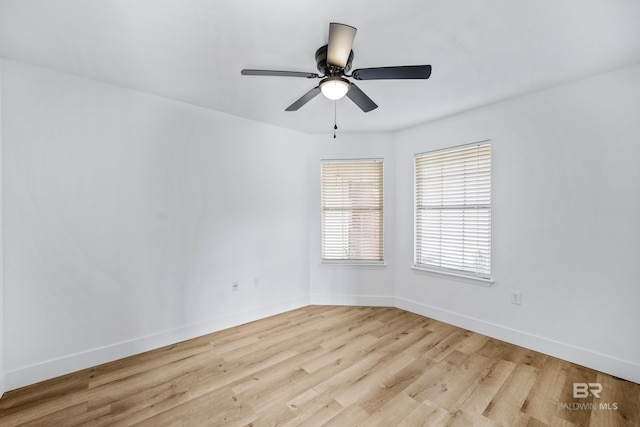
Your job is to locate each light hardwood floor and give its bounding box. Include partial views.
[0,306,638,426]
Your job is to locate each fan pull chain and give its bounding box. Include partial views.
[333,101,338,139]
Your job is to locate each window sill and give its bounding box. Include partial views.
[411,265,494,286]
[320,261,387,269]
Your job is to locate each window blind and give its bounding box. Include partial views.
[415,143,491,278]
[321,160,384,262]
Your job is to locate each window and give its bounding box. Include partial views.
[321,160,384,262]
[415,142,491,279]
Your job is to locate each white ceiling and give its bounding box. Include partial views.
[1,0,639,134]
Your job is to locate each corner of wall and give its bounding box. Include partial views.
[310,294,395,307]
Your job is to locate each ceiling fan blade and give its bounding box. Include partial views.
[327,23,357,68]
[285,86,321,111]
[351,65,432,80]
[241,69,319,78]
[346,83,378,113]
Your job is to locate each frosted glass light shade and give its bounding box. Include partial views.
[320,77,350,100]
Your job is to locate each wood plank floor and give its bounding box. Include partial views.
[0,306,638,426]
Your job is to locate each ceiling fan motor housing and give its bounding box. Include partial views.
[315,45,354,75]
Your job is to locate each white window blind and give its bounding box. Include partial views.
[415,143,491,278]
[321,160,384,262]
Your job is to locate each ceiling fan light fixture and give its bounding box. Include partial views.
[320,77,350,100]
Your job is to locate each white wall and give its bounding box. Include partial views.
[0,59,5,396]
[2,58,639,391]
[394,65,640,383]
[1,59,312,390]
[307,132,395,306]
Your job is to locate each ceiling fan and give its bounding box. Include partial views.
[241,23,432,113]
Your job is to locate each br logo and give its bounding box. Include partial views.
[573,383,602,398]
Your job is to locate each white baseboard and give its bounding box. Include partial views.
[310,294,395,307]
[0,372,5,399]
[4,296,309,392]
[395,297,640,384]
[6,295,638,391]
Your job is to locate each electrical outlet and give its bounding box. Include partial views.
[510,291,522,305]
[232,281,239,291]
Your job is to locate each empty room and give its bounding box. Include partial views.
[0,1,639,426]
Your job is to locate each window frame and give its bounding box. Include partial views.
[413,141,492,283]
[320,158,384,265]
